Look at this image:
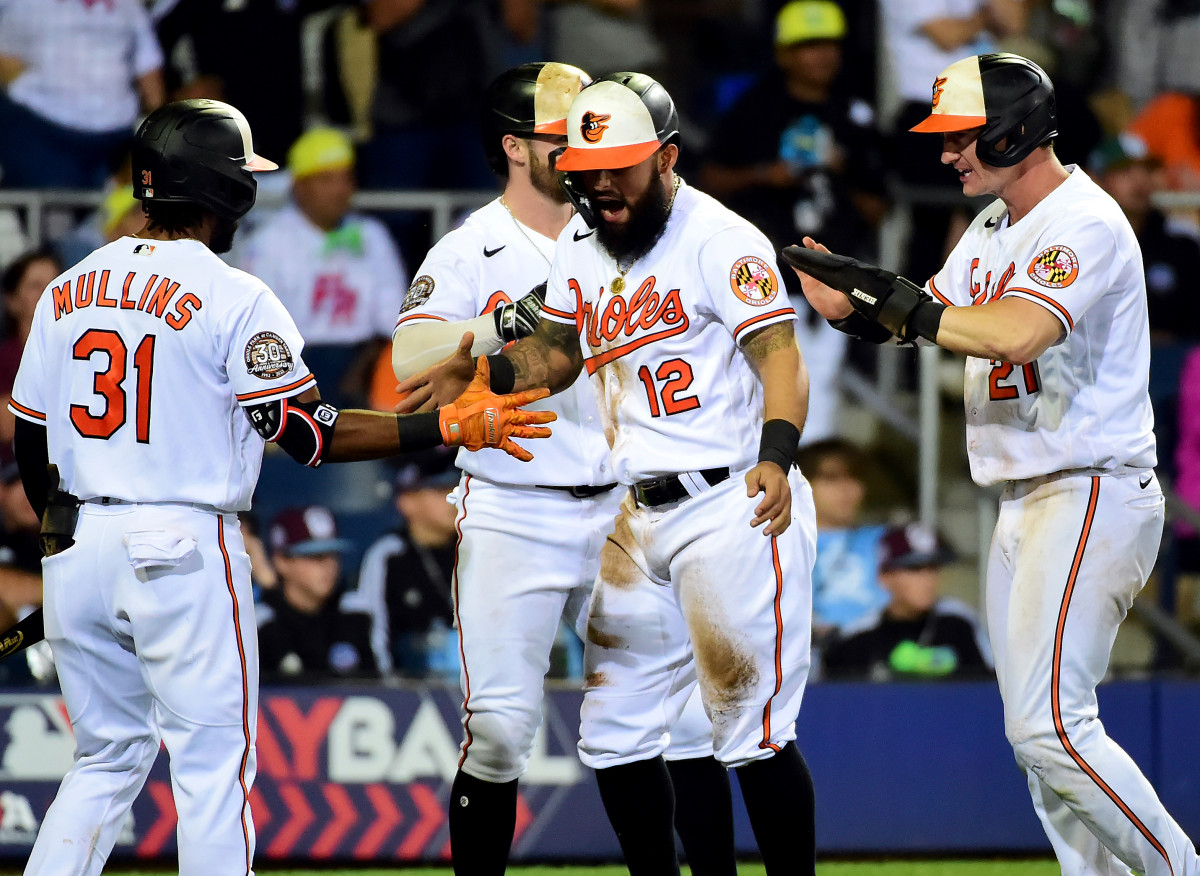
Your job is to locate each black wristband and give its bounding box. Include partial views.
[396,411,443,451]
[758,419,800,474]
[487,354,515,394]
[906,300,946,343]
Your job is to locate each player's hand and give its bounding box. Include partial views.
[395,332,478,413]
[746,462,792,536]
[438,356,556,462]
[785,237,854,321]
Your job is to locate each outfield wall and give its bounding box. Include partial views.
[0,679,1195,862]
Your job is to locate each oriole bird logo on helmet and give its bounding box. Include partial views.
[580,111,611,143]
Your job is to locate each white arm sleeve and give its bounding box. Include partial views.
[391,312,505,380]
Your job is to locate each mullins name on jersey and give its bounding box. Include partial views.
[50,269,202,331]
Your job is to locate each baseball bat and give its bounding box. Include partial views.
[0,610,44,662]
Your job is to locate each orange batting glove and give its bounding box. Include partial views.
[438,357,556,461]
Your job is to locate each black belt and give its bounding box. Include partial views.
[632,467,730,508]
[536,483,619,499]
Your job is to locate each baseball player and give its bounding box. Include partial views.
[400,72,819,875]
[9,99,552,876]
[787,53,1200,876]
[391,62,737,875]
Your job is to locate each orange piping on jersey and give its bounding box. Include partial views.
[759,535,785,752]
[217,517,254,876]
[584,321,691,375]
[235,372,317,403]
[1005,286,1074,332]
[541,304,577,321]
[732,308,797,344]
[453,475,475,768]
[1051,478,1174,875]
[8,400,45,421]
[927,276,953,306]
[481,291,512,315]
[395,313,448,328]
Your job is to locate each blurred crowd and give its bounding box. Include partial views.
[4,0,1200,684]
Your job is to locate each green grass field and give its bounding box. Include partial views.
[72,861,1061,876]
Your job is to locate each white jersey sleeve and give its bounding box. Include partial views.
[1005,217,1122,338]
[696,226,796,345]
[225,284,316,407]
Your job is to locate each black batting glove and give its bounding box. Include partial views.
[494,281,547,343]
[782,246,945,342]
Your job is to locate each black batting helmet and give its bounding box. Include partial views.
[132,99,277,221]
[909,53,1057,168]
[481,62,591,175]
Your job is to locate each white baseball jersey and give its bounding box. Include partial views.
[10,237,315,510]
[235,203,406,345]
[926,167,1157,487]
[541,180,797,484]
[394,199,612,487]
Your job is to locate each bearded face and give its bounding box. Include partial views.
[583,157,673,265]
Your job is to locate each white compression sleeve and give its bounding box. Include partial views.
[391,312,504,380]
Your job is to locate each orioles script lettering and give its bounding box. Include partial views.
[575,276,689,374]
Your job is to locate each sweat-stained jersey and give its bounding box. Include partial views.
[394,198,613,487]
[540,180,797,484]
[9,236,314,511]
[926,167,1156,487]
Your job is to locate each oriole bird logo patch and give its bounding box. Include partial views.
[580,111,611,144]
[1028,245,1080,289]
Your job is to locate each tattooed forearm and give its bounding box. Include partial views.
[741,321,798,369]
[504,318,584,393]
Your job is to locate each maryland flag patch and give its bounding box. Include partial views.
[1028,245,1080,289]
[730,256,779,306]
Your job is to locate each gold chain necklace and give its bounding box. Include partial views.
[610,174,682,295]
[499,196,553,268]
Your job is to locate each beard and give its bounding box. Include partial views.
[210,217,240,254]
[593,173,672,265]
[529,148,569,205]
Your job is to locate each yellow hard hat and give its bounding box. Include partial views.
[287,127,355,180]
[102,185,140,235]
[775,0,846,46]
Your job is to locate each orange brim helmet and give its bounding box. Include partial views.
[910,53,1057,168]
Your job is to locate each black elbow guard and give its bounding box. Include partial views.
[245,396,339,467]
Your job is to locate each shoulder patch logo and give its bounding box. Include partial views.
[400,275,435,314]
[730,256,779,306]
[580,111,611,144]
[244,331,295,380]
[1028,245,1079,289]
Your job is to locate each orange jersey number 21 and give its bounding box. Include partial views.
[988,359,1041,401]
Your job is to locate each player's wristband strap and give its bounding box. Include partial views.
[487,354,516,394]
[904,300,946,344]
[396,411,444,451]
[758,419,800,474]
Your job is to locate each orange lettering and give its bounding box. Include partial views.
[165,292,201,330]
[136,274,160,310]
[52,280,72,320]
[119,272,137,309]
[74,272,94,309]
[95,270,117,307]
[144,278,179,318]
